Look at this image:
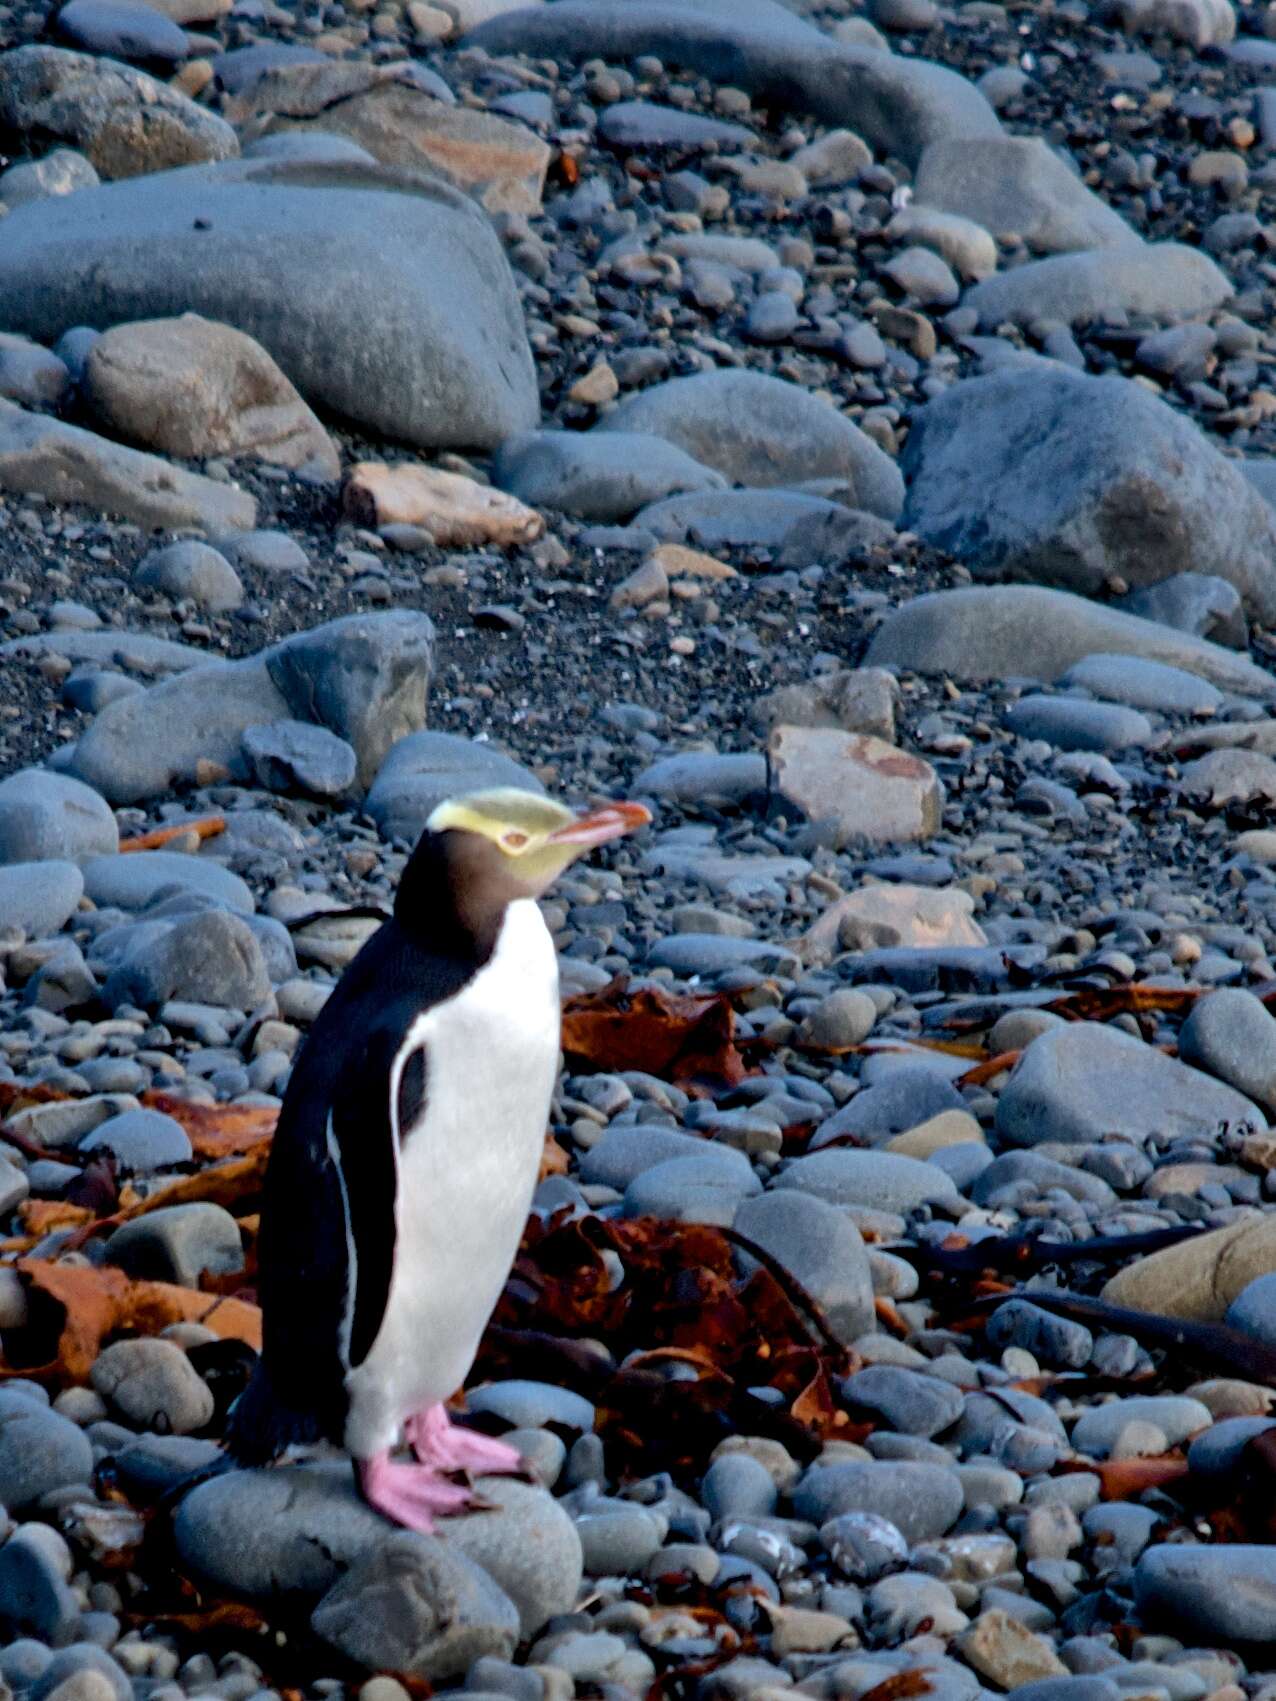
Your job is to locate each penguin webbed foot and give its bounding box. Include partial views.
[357,1452,477,1533]
[405,1403,528,1478]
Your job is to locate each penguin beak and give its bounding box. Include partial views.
[547,800,651,848]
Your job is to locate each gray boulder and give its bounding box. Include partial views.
[366,731,542,845]
[466,0,1000,167]
[1135,1546,1276,1643]
[599,370,904,520]
[56,1,190,65]
[100,909,272,1010]
[733,1189,874,1345]
[996,1022,1264,1146]
[492,429,725,522]
[311,1533,519,1680]
[69,611,435,804]
[1118,572,1247,649]
[82,849,253,913]
[0,861,85,936]
[135,540,244,613]
[866,585,1275,697]
[901,368,1276,620]
[0,770,117,864]
[0,155,537,451]
[962,241,1231,327]
[0,45,237,177]
[913,136,1140,254]
[242,721,357,799]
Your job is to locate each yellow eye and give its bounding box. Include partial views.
[502,830,529,851]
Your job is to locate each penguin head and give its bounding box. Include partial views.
[420,787,651,909]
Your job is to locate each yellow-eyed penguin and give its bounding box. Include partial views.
[226,787,650,1529]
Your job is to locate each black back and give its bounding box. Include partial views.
[225,830,500,1463]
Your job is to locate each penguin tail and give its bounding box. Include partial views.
[223,1361,338,1465]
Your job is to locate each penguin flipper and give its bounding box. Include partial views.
[226,1027,402,1463]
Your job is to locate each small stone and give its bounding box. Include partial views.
[959,1609,1068,1688]
[91,1338,214,1433]
[136,540,244,613]
[344,462,542,547]
[0,1399,95,1509]
[568,362,619,406]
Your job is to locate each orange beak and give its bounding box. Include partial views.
[547,799,652,848]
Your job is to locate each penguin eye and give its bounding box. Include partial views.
[501,830,530,852]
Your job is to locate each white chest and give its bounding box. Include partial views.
[343,899,560,1457]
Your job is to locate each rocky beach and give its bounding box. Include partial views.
[10,0,1276,1693]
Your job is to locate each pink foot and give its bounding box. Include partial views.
[358,1451,477,1533]
[405,1403,526,1476]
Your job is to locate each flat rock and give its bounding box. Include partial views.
[0,770,117,864]
[960,1611,1068,1688]
[1135,1545,1276,1642]
[225,60,550,214]
[0,44,236,176]
[344,462,542,546]
[492,430,725,522]
[1101,1215,1276,1320]
[82,849,252,912]
[83,313,339,477]
[466,0,1000,168]
[1071,1395,1211,1457]
[902,368,1276,621]
[769,727,943,847]
[0,156,538,452]
[599,99,754,150]
[0,628,208,673]
[996,1021,1263,1147]
[914,136,1139,254]
[600,370,903,520]
[634,488,857,555]
[1057,654,1223,714]
[311,1532,519,1679]
[0,399,255,531]
[242,720,357,799]
[866,585,1276,697]
[56,1,190,64]
[71,611,435,804]
[773,1148,961,1213]
[365,730,541,844]
[1004,696,1152,752]
[962,241,1231,328]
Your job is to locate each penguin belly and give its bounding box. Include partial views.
[343,898,560,1459]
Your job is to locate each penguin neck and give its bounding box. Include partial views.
[394,829,513,964]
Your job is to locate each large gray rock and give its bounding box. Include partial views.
[793,1460,963,1542]
[440,1476,583,1637]
[466,0,1000,167]
[365,730,542,845]
[962,241,1231,328]
[902,368,1276,621]
[996,1022,1264,1147]
[83,849,253,913]
[0,770,117,865]
[866,586,1276,697]
[0,155,537,452]
[0,861,85,936]
[492,429,725,522]
[70,611,435,804]
[913,136,1140,254]
[1134,1546,1276,1643]
[311,1533,519,1680]
[56,0,191,65]
[0,399,256,531]
[598,370,904,520]
[733,1189,875,1346]
[0,45,237,177]
[100,908,272,1009]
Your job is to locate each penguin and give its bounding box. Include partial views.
[226,787,650,1530]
